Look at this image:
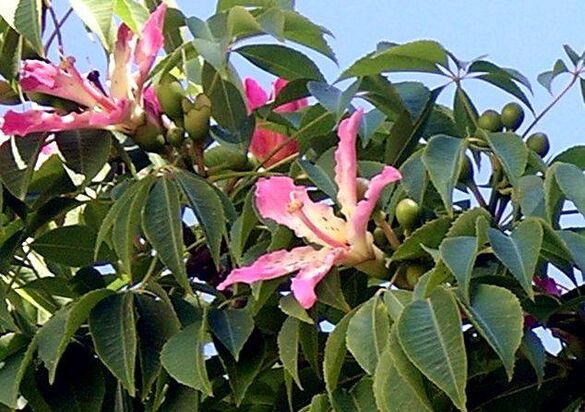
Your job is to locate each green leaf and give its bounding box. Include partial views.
[340,40,448,79]
[304,394,331,412]
[460,284,523,380]
[114,0,148,34]
[0,133,44,200]
[0,0,43,55]
[37,289,113,383]
[346,296,390,375]
[89,293,136,396]
[297,159,337,200]
[556,231,585,275]
[447,207,491,239]
[279,294,314,324]
[69,0,114,50]
[174,170,226,267]
[315,269,351,312]
[484,132,528,186]
[323,309,356,393]
[31,225,100,267]
[382,290,412,321]
[422,134,465,216]
[55,129,111,184]
[299,322,320,377]
[520,330,545,387]
[391,217,451,262]
[202,63,249,138]
[142,177,188,290]
[331,377,377,412]
[488,219,543,299]
[282,10,336,62]
[0,339,36,408]
[397,287,467,411]
[236,44,324,81]
[160,320,213,396]
[554,162,585,216]
[278,316,302,388]
[307,80,361,120]
[217,335,265,406]
[516,175,546,219]
[400,150,428,206]
[227,6,262,39]
[359,109,386,146]
[208,308,254,361]
[551,146,585,169]
[453,87,478,136]
[440,236,477,302]
[112,178,153,277]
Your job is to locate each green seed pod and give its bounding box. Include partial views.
[405,264,427,288]
[184,94,212,142]
[133,122,166,153]
[373,227,388,248]
[156,79,184,122]
[395,198,420,230]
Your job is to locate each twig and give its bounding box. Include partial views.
[44,7,73,54]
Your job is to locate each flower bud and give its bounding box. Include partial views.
[184,94,211,142]
[133,121,166,153]
[166,125,185,148]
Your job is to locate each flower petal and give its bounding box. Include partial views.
[110,24,134,100]
[291,248,344,308]
[255,176,348,248]
[249,127,298,167]
[533,276,561,297]
[334,109,363,219]
[217,246,323,290]
[244,78,269,112]
[272,78,308,112]
[135,3,167,89]
[20,59,113,109]
[348,166,402,255]
[1,103,131,136]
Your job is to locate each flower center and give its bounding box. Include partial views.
[287,193,347,249]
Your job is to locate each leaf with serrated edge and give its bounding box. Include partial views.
[460,284,523,380]
[278,316,302,388]
[397,287,467,411]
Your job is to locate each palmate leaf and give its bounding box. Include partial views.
[208,308,254,361]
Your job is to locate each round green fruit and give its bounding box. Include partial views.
[373,227,388,247]
[501,102,525,131]
[526,132,550,157]
[477,109,503,132]
[395,198,420,230]
[204,145,249,173]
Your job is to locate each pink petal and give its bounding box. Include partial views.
[2,103,131,136]
[135,3,167,89]
[255,176,348,248]
[109,24,134,100]
[142,85,162,122]
[217,246,324,290]
[348,166,402,255]
[272,78,308,112]
[334,109,363,219]
[244,78,269,112]
[20,59,114,110]
[291,248,344,308]
[249,127,298,167]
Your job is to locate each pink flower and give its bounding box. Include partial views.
[244,78,307,167]
[1,4,167,137]
[217,110,402,308]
